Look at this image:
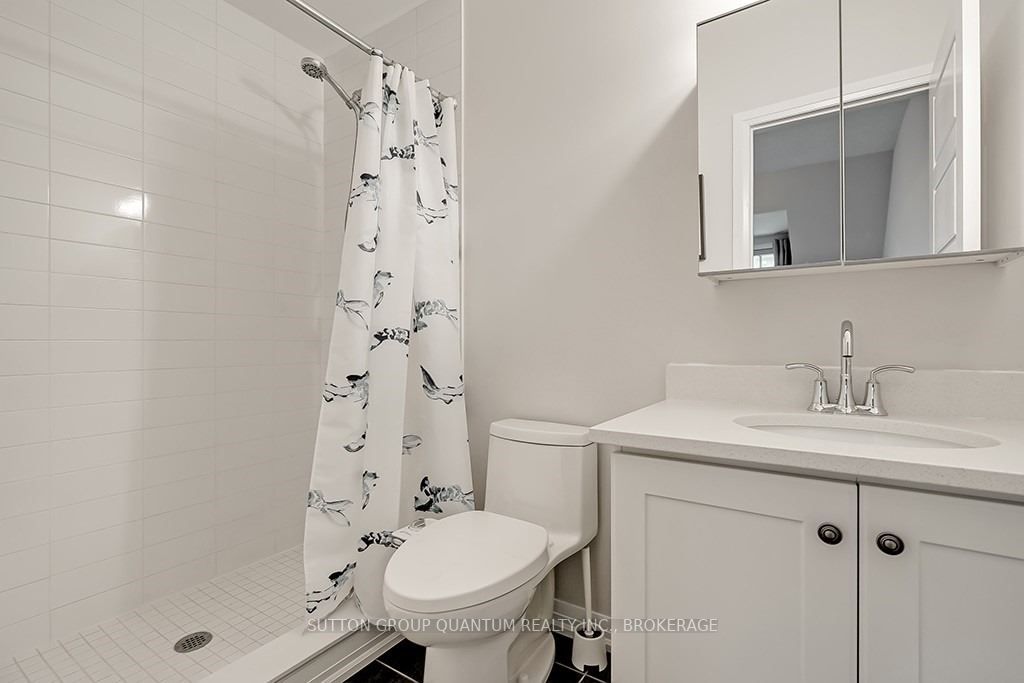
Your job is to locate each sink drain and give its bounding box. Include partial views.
[173,631,213,653]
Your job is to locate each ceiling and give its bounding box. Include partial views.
[226,0,430,57]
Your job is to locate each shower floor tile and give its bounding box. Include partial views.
[3,547,305,683]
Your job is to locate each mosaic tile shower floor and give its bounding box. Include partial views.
[0,547,303,683]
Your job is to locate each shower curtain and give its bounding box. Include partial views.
[304,56,473,622]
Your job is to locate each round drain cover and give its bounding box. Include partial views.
[174,631,213,653]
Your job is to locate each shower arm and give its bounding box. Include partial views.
[322,68,362,114]
[283,0,454,103]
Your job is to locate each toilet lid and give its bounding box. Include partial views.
[384,511,549,613]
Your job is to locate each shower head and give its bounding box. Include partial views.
[300,57,325,80]
[300,56,361,115]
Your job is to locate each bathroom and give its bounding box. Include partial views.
[1,0,1023,681]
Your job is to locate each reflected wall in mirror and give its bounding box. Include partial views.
[697,0,1024,278]
[752,110,842,268]
[697,0,842,273]
[843,0,980,261]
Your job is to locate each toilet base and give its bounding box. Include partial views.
[420,573,557,683]
[422,629,555,683]
[423,627,519,683]
[509,631,554,683]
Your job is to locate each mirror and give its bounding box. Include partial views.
[751,110,842,268]
[698,0,842,273]
[697,0,1022,278]
[842,0,979,261]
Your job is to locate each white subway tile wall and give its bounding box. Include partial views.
[0,0,325,660]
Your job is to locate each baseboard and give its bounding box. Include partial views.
[552,599,612,650]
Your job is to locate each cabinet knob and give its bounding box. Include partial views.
[817,523,843,545]
[876,533,905,556]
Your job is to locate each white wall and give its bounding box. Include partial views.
[845,151,894,260]
[753,158,842,265]
[884,94,930,257]
[0,0,324,657]
[465,0,1024,615]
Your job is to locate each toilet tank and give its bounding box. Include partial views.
[484,419,597,561]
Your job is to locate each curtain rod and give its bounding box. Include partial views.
[282,0,454,102]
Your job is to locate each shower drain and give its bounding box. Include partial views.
[173,631,213,653]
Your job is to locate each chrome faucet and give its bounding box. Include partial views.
[787,321,915,416]
[836,320,856,414]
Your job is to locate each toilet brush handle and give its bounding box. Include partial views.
[582,546,594,636]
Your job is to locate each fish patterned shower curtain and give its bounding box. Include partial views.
[304,55,473,622]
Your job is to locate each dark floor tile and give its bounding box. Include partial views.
[553,632,575,665]
[345,661,414,683]
[581,655,610,683]
[552,632,610,681]
[581,652,611,682]
[548,662,587,683]
[358,632,602,683]
[377,638,426,681]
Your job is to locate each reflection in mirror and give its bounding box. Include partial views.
[697,0,841,274]
[752,111,842,268]
[843,90,929,260]
[843,0,980,261]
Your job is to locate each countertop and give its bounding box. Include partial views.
[590,398,1024,502]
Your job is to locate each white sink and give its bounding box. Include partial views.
[735,414,1000,449]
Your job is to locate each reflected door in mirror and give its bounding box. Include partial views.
[842,0,981,261]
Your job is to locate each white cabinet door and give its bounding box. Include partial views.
[860,485,1024,682]
[611,454,857,683]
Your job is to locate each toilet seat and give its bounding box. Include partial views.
[383,511,549,614]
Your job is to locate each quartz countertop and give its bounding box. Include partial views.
[590,398,1024,502]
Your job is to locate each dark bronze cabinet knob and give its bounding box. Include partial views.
[876,533,905,556]
[817,524,843,545]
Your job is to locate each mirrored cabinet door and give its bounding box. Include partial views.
[694,0,1024,280]
[842,0,981,262]
[697,0,842,273]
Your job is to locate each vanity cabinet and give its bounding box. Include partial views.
[612,454,1024,683]
[611,454,858,682]
[860,485,1024,682]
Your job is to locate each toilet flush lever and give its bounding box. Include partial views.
[786,363,833,413]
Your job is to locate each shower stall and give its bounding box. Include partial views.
[0,0,461,680]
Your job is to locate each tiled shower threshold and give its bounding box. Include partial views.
[0,546,379,683]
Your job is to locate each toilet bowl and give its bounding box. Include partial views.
[383,419,598,683]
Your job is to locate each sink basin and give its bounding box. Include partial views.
[735,414,1000,449]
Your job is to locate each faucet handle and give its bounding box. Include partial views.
[860,365,915,416]
[869,365,915,381]
[786,363,832,413]
[786,362,826,380]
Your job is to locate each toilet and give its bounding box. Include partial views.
[383,419,598,683]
